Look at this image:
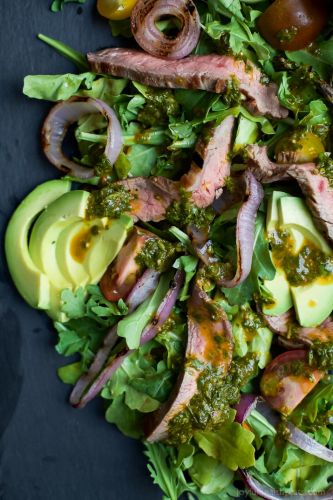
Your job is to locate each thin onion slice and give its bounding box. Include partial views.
[218,171,264,288]
[69,269,160,407]
[235,394,259,423]
[72,270,184,408]
[131,0,200,60]
[286,421,333,463]
[240,470,333,500]
[41,96,123,178]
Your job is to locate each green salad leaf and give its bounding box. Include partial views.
[194,422,256,471]
[50,0,87,13]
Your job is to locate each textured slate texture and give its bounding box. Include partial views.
[0,1,159,499]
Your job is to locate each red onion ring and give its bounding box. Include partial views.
[69,269,160,407]
[72,270,184,408]
[41,96,123,178]
[219,171,264,288]
[285,421,333,463]
[235,394,259,424]
[131,0,200,60]
[240,470,333,500]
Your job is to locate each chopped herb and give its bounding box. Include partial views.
[87,184,132,219]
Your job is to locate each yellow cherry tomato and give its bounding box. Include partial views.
[97,0,138,21]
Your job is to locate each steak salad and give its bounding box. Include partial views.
[6,0,333,498]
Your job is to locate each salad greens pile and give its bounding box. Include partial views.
[11,0,333,498]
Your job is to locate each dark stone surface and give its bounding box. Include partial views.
[0,1,159,498]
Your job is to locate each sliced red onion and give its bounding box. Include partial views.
[140,269,184,344]
[235,394,259,424]
[218,171,264,288]
[41,96,123,178]
[131,0,200,60]
[285,421,333,463]
[240,470,333,500]
[72,270,184,408]
[277,336,306,350]
[69,269,160,407]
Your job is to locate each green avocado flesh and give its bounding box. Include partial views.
[5,180,132,319]
[5,180,71,310]
[264,192,333,327]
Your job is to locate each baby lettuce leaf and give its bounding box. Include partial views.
[173,256,199,301]
[117,272,172,349]
[105,395,143,439]
[189,453,234,495]
[194,422,256,471]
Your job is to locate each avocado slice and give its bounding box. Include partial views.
[233,116,258,154]
[262,269,293,316]
[29,190,90,288]
[279,196,331,253]
[55,219,93,288]
[29,190,89,288]
[5,180,71,309]
[85,215,133,283]
[291,281,333,327]
[264,191,293,316]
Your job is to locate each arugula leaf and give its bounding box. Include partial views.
[144,442,196,500]
[290,380,333,430]
[109,19,132,38]
[23,72,96,101]
[194,422,256,471]
[117,273,173,349]
[57,361,82,384]
[50,0,87,13]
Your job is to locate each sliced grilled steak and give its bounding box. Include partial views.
[116,176,179,222]
[100,227,154,302]
[247,145,333,242]
[87,48,287,119]
[180,116,235,207]
[145,284,233,443]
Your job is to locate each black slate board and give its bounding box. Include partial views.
[0,1,160,498]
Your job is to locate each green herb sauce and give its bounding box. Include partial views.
[308,341,333,370]
[222,77,241,106]
[270,230,333,287]
[318,152,333,188]
[135,238,181,272]
[138,89,179,126]
[166,190,215,229]
[276,26,298,43]
[87,184,132,218]
[94,154,114,177]
[167,354,258,445]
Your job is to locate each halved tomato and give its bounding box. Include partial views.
[260,350,324,415]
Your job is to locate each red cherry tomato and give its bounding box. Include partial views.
[260,350,324,416]
[257,0,329,51]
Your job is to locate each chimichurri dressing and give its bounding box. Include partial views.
[270,230,333,287]
[308,341,333,370]
[135,237,181,272]
[317,152,333,188]
[138,88,179,126]
[167,354,258,445]
[166,190,215,229]
[87,184,132,218]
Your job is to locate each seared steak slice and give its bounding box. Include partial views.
[117,176,179,222]
[247,145,333,242]
[145,284,233,442]
[87,48,287,119]
[181,116,235,207]
[100,227,154,302]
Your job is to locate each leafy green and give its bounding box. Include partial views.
[50,0,87,12]
[54,286,127,369]
[155,317,186,371]
[290,380,333,430]
[38,33,88,70]
[194,422,256,471]
[105,395,143,439]
[23,72,95,101]
[144,442,196,500]
[189,453,234,495]
[117,273,172,349]
[109,19,132,38]
[173,256,199,301]
[57,361,82,384]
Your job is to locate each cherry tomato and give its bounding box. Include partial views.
[260,350,324,416]
[257,0,329,51]
[97,0,138,21]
